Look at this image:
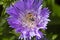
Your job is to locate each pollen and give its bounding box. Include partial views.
[26,13,35,21]
[22,13,36,28]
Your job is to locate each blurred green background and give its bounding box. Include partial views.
[0,0,60,40]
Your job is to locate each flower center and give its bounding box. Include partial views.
[26,13,35,22]
[22,13,36,28]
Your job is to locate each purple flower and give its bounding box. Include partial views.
[6,0,50,40]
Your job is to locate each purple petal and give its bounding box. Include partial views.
[14,0,25,11]
[6,6,19,17]
[7,16,22,28]
[23,0,34,10]
[40,8,50,18]
[32,0,43,10]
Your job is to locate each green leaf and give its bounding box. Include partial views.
[52,34,58,40]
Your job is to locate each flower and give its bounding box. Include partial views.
[6,0,50,40]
